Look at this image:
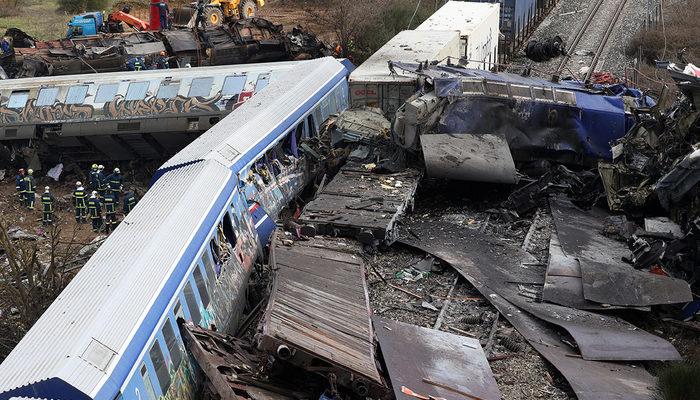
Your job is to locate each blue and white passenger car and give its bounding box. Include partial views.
[0,57,351,400]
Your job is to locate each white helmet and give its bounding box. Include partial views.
[44,186,50,192]
[76,181,82,186]
[98,165,104,170]
[91,191,98,197]
[114,168,120,174]
[27,169,33,174]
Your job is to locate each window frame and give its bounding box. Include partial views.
[148,339,171,394]
[156,82,181,99]
[65,85,89,105]
[222,74,247,96]
[183,279,202,324]
[95,83,120,103]
[36,87,60,107]
[161,319,183,369]
[7,91,30,108]
[193,264,210,308]
[188,77,214,98]
[139,363,158,400]
[255,73,270,92]
[125,81,150,101]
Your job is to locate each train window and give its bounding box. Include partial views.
[174,301,184,320]
[66,85,89,104]
[193,266,210,308]
[313,107,322,130]
[222,213,237,248]
[184,281,202,324]
[7,91,29,108]
[188,77,214,98]
[328,92,337,114]
[161,320,183,368]
[36,87,59,106]
[126,82,150,101]
[255,73,270,92]
[157,82,180,99]
[95,83,119,103]
[320,97,330,120]
[209,239,221,276]
[140,364,157,400]
[222,75,247,96]
[148,340,171,394]
[307,114,316,137]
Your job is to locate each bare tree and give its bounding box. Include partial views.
[303,0,380,58]
[0,220,85,360]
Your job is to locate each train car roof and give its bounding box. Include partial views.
[416,0,500,35]
[0,60,300,90]
[0,160,234,400]
[158,56,350,176]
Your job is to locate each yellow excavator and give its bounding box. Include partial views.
[174,0,265,28]
[204,0,264,26]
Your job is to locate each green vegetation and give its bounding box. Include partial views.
[654,362,700,400]
[0,0,70,40]
[57,0,112,14]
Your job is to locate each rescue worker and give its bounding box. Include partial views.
[87,191,102,232]
[123,188,137,215]
[41,186,55,225]
[97,165,107,198]
[107,167,123,204]
[195,0,206,30]
[158,0,170,30]
[88,163,99,191]
[14,168,25,203]
[23,169,35,210]
[103,189,117,234]
[155,51,169,69]
[126,56,145,71]
[73,181,87,224]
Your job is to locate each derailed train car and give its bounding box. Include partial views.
[0,61,300,167]
[0,57,351,400]
[393,63,655,183]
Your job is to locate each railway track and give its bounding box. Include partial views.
[554,0,630,82]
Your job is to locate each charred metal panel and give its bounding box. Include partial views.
[399,220,681,362]
[259,235,385,396]
[373,316,501,400]
[420,133,518,183]
[299,163,421,244]
[550,196,693,306]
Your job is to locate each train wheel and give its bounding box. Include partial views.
[204,7,224,27]
[240,0,257,18]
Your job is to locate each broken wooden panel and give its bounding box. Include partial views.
[259,234,385,396]
[299,164,421,244]
[399,219,681,362]
[550,196,693,306]
[373,316,501,400]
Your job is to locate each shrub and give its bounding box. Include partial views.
[0,0,24,17]
[57,0,112,14]
[655,362,700,400]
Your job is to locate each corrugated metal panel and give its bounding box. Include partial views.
[0,160,232,397]
[416,1,499,35]
[0,61,299,91]
[160,57,348,172]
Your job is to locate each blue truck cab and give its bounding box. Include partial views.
[66,12,104,38]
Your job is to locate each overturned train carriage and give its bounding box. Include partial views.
[393,63,655,182]
[0,61,301,167]
[0,57,351,400]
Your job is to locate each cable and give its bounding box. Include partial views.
[407,0,422,30]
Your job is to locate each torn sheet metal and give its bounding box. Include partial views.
[258,234,385,396]
[419,133,518,184]
[299,164,421,244]
[543,235,650,311]
[656,147,700,210]
[399,219,680,361]
[332,107,390,145]
[373,316,501,400]
[550,196,693,306]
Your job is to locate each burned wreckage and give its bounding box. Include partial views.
[0,18,330,79]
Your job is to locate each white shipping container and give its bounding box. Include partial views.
[349,30,460,117]
[416,1,500,70]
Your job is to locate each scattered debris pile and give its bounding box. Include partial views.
[0,18,331,78]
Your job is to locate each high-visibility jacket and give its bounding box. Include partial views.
[123,192,137,213]
[107,173,123,191]
[97,172,107,191]
[23,175,35,193]
[87,198,102,218]
[89,169,99,189]
[41,192,55,212]
[73,188,87,209]
[104,195,116,214]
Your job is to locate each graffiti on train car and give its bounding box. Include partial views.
[162,359,198,400]
[0,100,95,124]
[104,93,223,119]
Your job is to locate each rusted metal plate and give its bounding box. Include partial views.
[373,316,501,400]
[259,234,385,395]
[299,164,421,244]
[399,219,681,362]
[550,196,692,306]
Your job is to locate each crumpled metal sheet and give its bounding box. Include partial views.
[399,219,680,362]
[656,147,700,210]
[373,316,501,400]
[550,196,693,306]
[420,133,518,184]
